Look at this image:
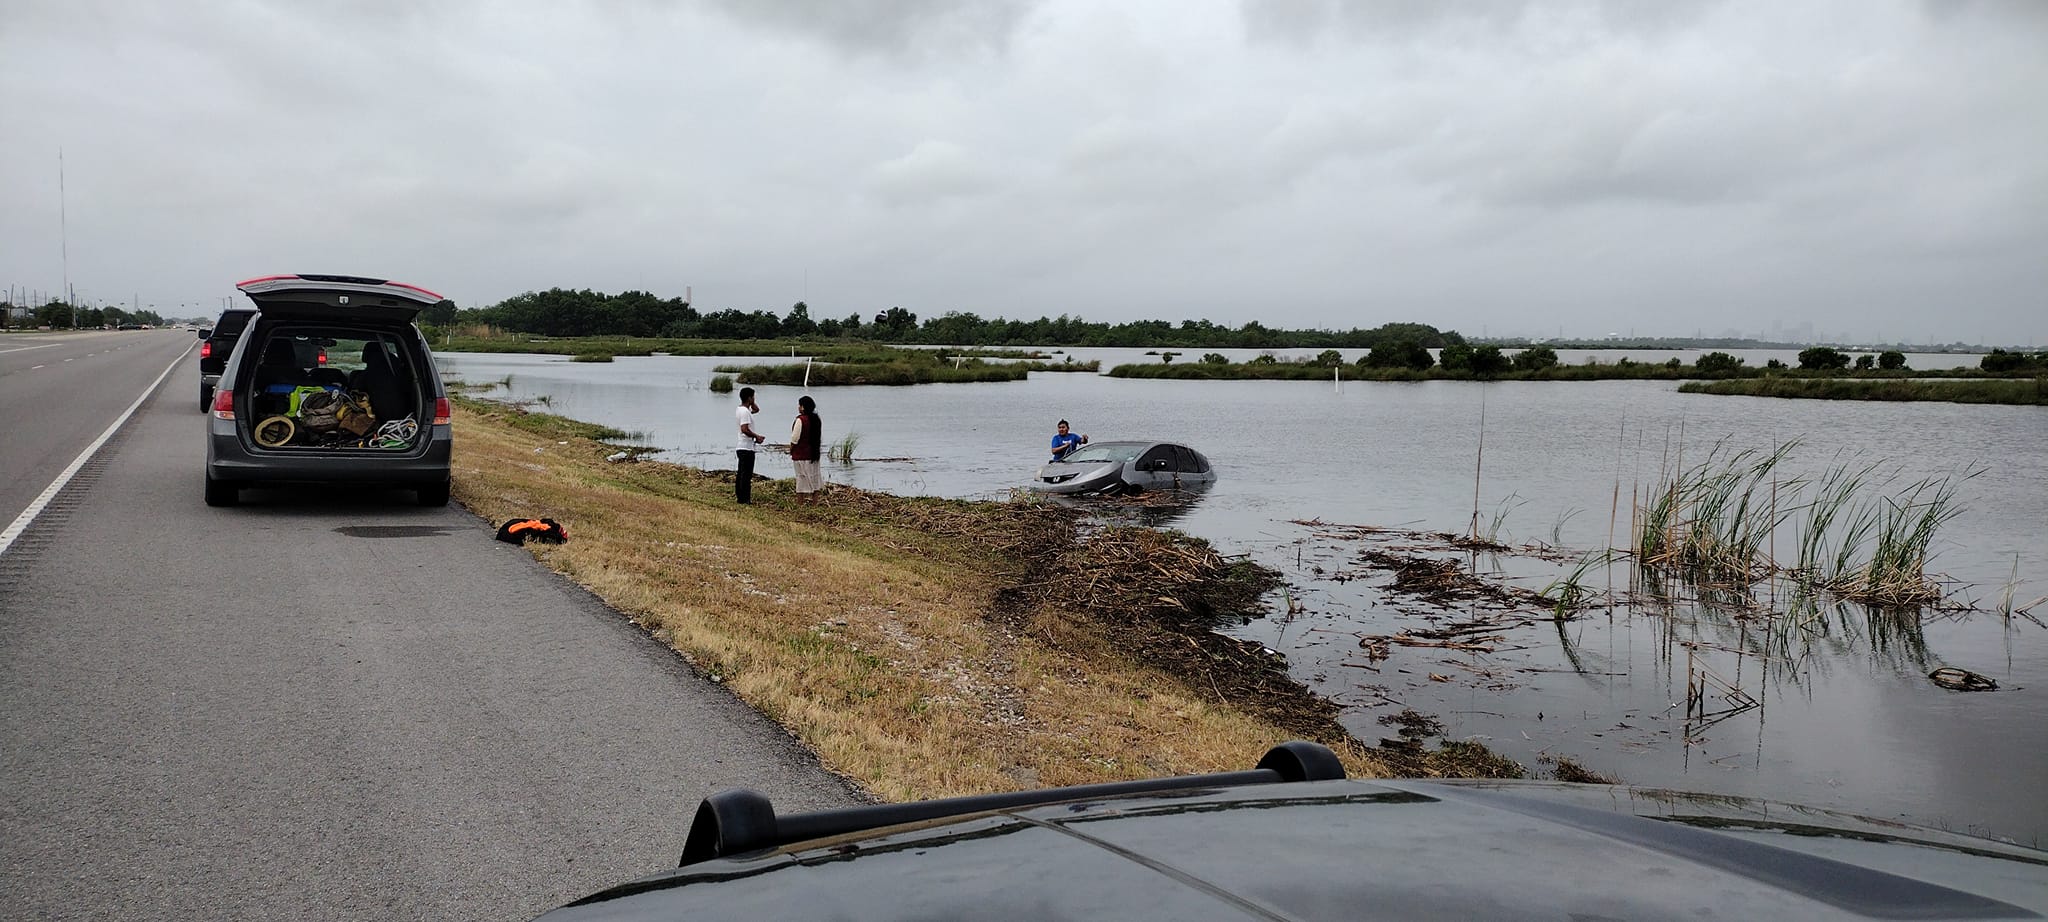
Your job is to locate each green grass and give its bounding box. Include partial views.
[1679,378,2047,404]
[830,431,861,464]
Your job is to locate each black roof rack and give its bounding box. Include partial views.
[679,741,1345,866]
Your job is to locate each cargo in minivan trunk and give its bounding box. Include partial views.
[242,327,425,450]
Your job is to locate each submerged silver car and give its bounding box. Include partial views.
[1031,440,1216,495]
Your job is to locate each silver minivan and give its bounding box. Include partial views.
[204,274,452,507]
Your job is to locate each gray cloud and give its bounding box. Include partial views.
[1,0,2041,344]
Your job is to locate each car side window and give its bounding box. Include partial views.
[1172,446,1200,473]
[1137,446,1176,472]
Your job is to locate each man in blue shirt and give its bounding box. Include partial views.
[1049,419,1088,461]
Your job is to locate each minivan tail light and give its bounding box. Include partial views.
[201,341,213,359]
[432,398,451,426]
[211,389,235,420]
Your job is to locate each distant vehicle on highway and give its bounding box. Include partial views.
[197,307,258,410]
[536,741,2048,920]
[204,274,452,507]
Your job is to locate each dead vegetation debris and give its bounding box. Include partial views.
[1354,549,1552,610]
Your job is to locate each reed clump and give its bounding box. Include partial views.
[1632,441,1978,609]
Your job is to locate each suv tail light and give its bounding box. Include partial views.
[317,348,328,365]
[201,341,213,359]
[432,397,451,426]
[211,389,235,420]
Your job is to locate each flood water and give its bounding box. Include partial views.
[437,347,2047,844]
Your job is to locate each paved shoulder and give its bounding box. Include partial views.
[0,371,859,920]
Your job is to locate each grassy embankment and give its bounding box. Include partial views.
[449,399,1517,801]
[1678,378,2047,405]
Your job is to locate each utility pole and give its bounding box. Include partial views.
[59,148,72,329]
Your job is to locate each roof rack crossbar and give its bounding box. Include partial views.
[679,741,1344,866]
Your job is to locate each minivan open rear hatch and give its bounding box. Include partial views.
[236,274,442,323]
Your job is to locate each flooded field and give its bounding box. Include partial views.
[437,347,2047,844]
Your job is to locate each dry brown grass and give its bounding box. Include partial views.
[450,400,1389,801]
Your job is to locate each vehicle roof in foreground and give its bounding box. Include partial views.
[539,748,2047,920]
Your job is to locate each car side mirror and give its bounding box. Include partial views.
[197,328,212,339]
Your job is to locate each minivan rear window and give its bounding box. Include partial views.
[243,326,425,451]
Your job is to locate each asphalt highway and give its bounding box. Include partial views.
[0,338,859,919]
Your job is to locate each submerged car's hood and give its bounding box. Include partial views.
[540,779,2048,920]
[237,274,442,323]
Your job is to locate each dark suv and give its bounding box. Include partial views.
[196,307,257,410]
[204,274,452,507]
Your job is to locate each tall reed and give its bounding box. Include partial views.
[1828,474,1972,607]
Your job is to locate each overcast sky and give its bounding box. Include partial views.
[3,0,2042,343]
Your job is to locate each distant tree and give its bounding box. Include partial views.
[1798,347,1850,370]
[1979,349,2042,373]
[1361,339,1433,370]
[873,306,917,339]
[422,299,458,326]
[1313,349,1344,367]
[782,301,817,337]
[1511,345,1559,372]
[1695,351,1744,374]
[1878,350,1906,370]
[1854,354,1875,370]
[36,301,73,327]
[1200,353,1229,365]
[1160,351,1180,364]
[1438,343,1474,372]
[1468,345,1510,375]
[1237,320,1278,349]
[1765,358,1788,370]
[1247,353,1279,366]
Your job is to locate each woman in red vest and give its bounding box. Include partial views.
[789,395,823,503]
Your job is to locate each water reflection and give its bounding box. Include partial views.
[1045,484,1216,529]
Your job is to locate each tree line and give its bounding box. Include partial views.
[0,300,166,329]
[451,287,1468,350]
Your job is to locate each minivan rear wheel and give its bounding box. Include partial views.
[415,481,450,507]
[204,475,240,507]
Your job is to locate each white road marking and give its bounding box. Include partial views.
[0,342,64,355]
[0,342,196,559]
[31,365,44,369]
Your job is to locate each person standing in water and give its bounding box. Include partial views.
[790,395,823,504]
[734,387,765,503]
[1050,419,1088,460]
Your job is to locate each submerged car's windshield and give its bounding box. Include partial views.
[1059,443,1144,463]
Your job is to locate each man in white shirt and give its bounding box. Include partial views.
[734,387,765,503]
